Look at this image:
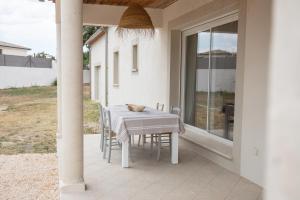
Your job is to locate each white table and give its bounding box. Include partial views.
[109,105,183,168]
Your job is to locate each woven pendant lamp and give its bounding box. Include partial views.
[116,3,155,37]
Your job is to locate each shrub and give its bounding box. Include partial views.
[51,79,57,86]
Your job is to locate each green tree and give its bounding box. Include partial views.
[34,52,55,60]
[83,26,100,47]
[83,26,100,69]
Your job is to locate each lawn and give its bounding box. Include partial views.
[0,85,99,155]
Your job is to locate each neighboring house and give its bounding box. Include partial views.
[0,40,90,89]
[0,41,31,56]
[0,41,57,89]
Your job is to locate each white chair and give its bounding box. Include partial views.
[102,106,120,163]
[138,103,164,149]
[156,106,181,161]
[99,104,105,152]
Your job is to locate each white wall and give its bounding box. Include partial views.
[0,64,57,89]
[83,69,91,84]
[90,34,106,103]
[239,0,270,186]
[0,47,28,56]
[106,27,168,108]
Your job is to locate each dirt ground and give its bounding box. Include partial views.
[0,85,99,155]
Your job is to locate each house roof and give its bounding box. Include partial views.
[85,28,106,46]
[0,41,31,50]
[51,0,177,9]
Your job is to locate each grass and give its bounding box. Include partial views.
[0,85,99,155]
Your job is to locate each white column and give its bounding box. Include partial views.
[55,0,63,184]
[60,0,85,192]
[265,1,300,200]
[56,21,63,181]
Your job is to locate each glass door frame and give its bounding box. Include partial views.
[180,13,239,140]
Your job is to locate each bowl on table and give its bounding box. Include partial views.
[127,104,145,112]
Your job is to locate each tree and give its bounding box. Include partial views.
[83,26,100,48]
[82,26,100,69]
[34,52,55,60]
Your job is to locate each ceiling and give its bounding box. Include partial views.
[82,0,178,9]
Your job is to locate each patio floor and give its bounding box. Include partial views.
[61,134,263,200]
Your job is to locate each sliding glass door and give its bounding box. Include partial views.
[183,20,238,141]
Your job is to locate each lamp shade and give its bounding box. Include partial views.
[116,3,155,37]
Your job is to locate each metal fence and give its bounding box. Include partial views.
[0,54,52,68]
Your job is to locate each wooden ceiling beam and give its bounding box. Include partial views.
[82,0,177,9]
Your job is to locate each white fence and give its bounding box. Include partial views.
[0,62,57,89]
[0,64,91,89]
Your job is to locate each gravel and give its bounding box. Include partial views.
[0,154,58,200]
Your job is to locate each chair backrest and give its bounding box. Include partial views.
[101,106,112,131]
[170,106,181,117]
[156,102,164,111]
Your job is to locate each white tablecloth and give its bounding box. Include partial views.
[109,105,185,142]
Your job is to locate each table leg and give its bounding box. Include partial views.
[171,132,178,164]
[122,140,129,168]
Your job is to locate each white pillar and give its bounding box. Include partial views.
[265,0,300,199]
[60,0,85,192]
[56,21,63,181]
[55,0,63,183]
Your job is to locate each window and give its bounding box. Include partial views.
[183,20,238,141]
[113,51,119,86]
[132,44,138,72]
[0,49,2,54]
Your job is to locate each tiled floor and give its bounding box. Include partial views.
[61,134,262,200]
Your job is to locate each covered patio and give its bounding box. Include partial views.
[54,0,300,200]
[61,134,262,200]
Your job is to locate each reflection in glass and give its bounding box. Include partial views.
[184,21,238,141]
[209,21,238,140]
[184,31,210,130]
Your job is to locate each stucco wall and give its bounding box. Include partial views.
[0,64,57,89]
[239,0,271,186]
[106,27,168,108]
[90,34,106,103]
[0,46,28,56]
[83,69,91,84]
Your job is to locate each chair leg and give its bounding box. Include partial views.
[169,133,172,161]
[101,132,105,152]
[103,134,107,159]
[108,133,112,163]
[138,135,141,147]
[150,134,154,153]
[157,135,161,161]
[142,135,145,148]
[131,135,135,145]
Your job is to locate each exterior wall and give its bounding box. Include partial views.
[83,69,91,84]
[240,0,271,186]
[0,46,28,56]
[107,27,168,108]
[0,62,57,89]
[90,36,106,103]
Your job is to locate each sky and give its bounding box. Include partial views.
[0,0,56,56]
[197,32,238,53]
